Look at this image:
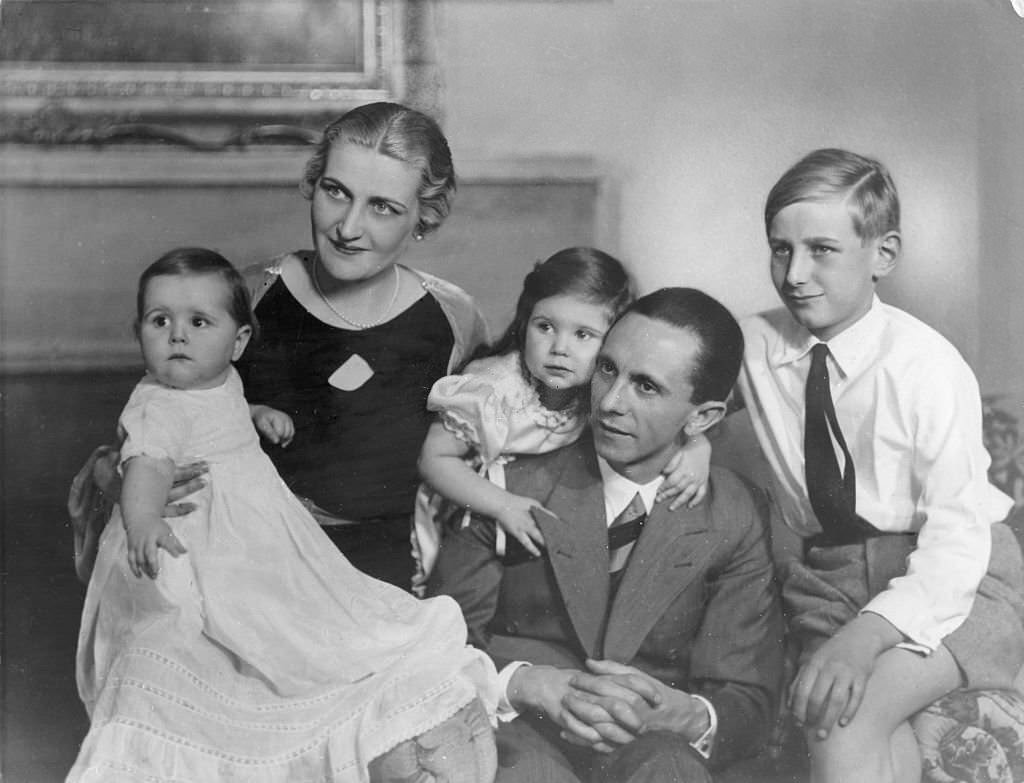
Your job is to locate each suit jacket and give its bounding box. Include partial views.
[427,433,784,769]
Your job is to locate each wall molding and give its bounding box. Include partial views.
[1,148,611,374]
[0,0,405,135]
[1,341,142,375]
[0,146,602,187]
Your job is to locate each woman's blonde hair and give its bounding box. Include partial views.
[300,102,456,237]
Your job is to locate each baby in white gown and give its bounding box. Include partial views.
[69,248,497,783]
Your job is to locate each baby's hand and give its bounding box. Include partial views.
[657,433,711,510]
[252,405,295,447]
[125,517,186,579]
[496,494,551,557]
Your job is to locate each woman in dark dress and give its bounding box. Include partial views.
[70,103,487,592]
[236,102,487,588]
[67,104,497,783]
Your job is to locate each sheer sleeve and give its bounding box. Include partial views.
[427,356,524,465]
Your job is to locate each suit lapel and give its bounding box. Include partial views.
[603,499,715,662]
[533,441,610,659]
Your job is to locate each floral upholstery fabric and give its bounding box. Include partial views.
[911,395,1024,783]
[914,690,1024,783]
[985,395,1024,510]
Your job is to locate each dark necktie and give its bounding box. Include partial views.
[804,343,861,541]
[608,492,647,574]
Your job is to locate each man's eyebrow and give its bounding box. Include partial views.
[630,371,662,390]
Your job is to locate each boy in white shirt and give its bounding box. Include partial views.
[737,148,1024,783]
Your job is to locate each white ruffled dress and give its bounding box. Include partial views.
[411,352,585,592]
[70,369,497,782]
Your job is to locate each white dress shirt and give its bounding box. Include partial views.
[738,296,1012,652]
[496,455,718,758]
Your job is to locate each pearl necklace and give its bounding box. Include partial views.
[312,262,401,330]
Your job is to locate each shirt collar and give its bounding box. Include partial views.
[770,295,885,379]
[596,456,662,520]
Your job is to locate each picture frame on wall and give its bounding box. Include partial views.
[0,0,405,144]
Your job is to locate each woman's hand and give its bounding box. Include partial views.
[251,405,295,447]
[657,433,711,510]
[165,462,208,516]
[124,517,187,579]
[495,493,551,557]
[88,448,207,517]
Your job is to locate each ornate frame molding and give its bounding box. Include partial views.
[0,0,420,146]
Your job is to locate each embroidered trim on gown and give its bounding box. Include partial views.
[70,369,497,783]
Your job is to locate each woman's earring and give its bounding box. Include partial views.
[413,231,424,242]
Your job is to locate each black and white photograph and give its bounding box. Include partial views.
[3,1,1024,781]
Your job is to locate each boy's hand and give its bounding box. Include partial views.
[252,405,295,447]
[657,433,711,510]
[495,494,551,557]
[789,614,896,738]
[125,518,187,579]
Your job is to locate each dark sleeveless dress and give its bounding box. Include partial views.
[237,278,454,588]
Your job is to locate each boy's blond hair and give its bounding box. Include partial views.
[764,148,900,242]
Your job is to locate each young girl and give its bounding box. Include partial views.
[411,246,710,593]
[70,248,498,783]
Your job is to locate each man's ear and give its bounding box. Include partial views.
[231,325,253,361]
[872,230,901,281]
[683,400,727,438]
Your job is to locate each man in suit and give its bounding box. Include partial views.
[427,287,784,782]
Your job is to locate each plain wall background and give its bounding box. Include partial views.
[2,0,1022,392]
[436,0,1024,393]
[4,4,1019,777]
[2,4,1022,779]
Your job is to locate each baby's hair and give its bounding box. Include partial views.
[299,102,456,238]
[485,246,634,362]
[136,247,257,337]
[765,148,901,242]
